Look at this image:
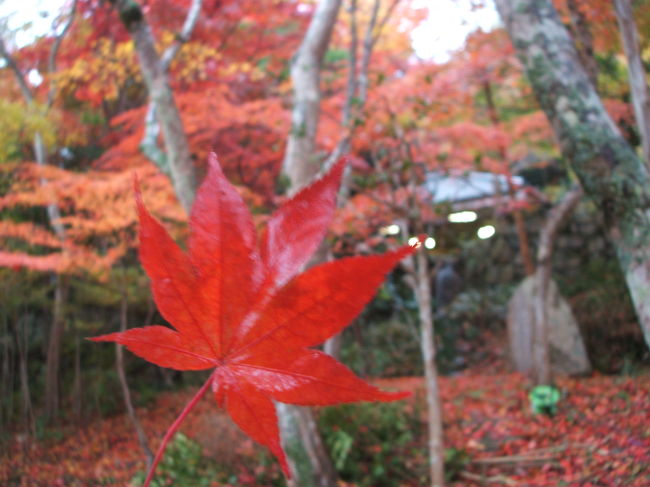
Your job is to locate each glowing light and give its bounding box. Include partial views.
[408,236,420,247]
[477,225,496,239]
[28,69,43,86]
[379,224,401,236]
[448,211,477,223]
[424,237,436,249]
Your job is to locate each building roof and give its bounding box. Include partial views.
[425,171,525,204]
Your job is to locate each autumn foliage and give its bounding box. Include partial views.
[1,0,649,485]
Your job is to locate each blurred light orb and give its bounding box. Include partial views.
[448,211,477,223]
[380,224,401,236]
[424,237,436,249]
[408,236,420,246]
[477,225,496,239]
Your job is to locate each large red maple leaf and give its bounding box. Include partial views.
[91,154,414,483]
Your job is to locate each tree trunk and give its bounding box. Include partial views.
[495,0,650,350]
[109,0,198,212]
[141,0,203,176]
[613,0,650,168]
[278,403,337,487]
[412,249,444,487]
[278,1,343,484]
[282,0,342,192]
[1,15,76,423]
[533,186,583,385]
[1,316,11,429]
[44,275,68,421]
[72,332,82,422]
[15,315,35,436]
[117,291,154,467]
[566,0,598,87]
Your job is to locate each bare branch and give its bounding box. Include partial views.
[0,37,33,102]
[138,0,203,189]
[324,0,385,171]
[160,0,203,72]
[358,0,382,102]
[48,0,79,106]
[342,0,358,128]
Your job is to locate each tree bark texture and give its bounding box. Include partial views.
[278,1,343,485]
[614,0,650,168]
[276,0,341,487]
[533,186,583,385]
[496,0,650,350]
[282,0,343,193]
[141,0,203,175]
[278,403,337,487]
[409,249,444,487]
[109,0,198,213]
[566,0,598,87]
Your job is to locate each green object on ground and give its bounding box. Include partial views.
[529,385,561,415]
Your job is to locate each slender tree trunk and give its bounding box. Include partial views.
[496,0,650,350]
[109,0,198,212]
[1,316,10,429]
[117,290,154,467]
[44,276,69,421]
[15,316,35,436]
[323,0,388,359]
[37,133,68,424]
[72,332,82,422]
[613,0,650,168]
[1,8,77,423]
[413,249,444,487]
[532,186,583,385]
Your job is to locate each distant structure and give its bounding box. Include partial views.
[425,171,532,209]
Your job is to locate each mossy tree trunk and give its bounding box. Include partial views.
[613,0,650,168]
[495,0,650,350]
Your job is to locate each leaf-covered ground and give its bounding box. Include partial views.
[2,371,648,486]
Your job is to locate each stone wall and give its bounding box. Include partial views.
[459,200,615,289]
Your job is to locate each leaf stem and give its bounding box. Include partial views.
[143,372,214,487]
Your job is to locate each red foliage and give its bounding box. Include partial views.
[3,372,648,486]
[91,155,413,477]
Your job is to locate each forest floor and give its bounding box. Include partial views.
[1,365,648,486]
